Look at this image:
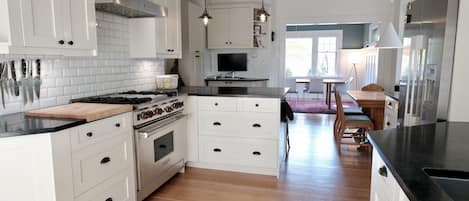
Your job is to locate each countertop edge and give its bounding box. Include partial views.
[368,135,419,201]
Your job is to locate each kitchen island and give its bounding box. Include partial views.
[368,122,469,201]
[181,86,288,177]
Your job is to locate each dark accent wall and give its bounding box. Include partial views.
[287,24,365,49]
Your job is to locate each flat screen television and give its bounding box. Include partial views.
[217,53,248,72]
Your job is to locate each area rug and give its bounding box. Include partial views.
[287,100,359,114]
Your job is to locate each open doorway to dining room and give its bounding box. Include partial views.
[283,24,380,114]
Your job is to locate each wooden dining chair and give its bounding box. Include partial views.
[361,83,384,92]
[334,91,374,149]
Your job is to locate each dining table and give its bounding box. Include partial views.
[322,78,346,109]
[347,90,386,130]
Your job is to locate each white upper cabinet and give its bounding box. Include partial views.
[207,6,254,49]
[0,0,97,56]
[129,0,182,59]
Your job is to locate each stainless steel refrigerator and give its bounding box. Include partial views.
[398,0,459,127]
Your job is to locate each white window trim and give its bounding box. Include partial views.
[285,30,343,78]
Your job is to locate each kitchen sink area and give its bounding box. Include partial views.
[424,168,469,201]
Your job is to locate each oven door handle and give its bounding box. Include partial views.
[138,114,187,139]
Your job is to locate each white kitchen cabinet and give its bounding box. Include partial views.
[207,6,253,49]
[129,0,182,59]
[384,96,399,129]
[0,113,136,201]
[186,96,281,177]
[371,149,410,201]
[0,0,97,56]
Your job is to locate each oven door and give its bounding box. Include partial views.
[135,114,186,196]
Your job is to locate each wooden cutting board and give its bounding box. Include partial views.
[25,103,133,122]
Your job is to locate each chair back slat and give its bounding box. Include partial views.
[335,91,345,122]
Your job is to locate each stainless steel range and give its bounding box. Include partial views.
[72,90,186,201]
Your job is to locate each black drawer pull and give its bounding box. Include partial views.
[213,148,222,152]
[252,123,262,128]
[115,123,121,128]
[106,198,113,201]
[214,102,219,106]
[253,151,261,156]
[100,157,111,164]
[378,166,388,177]
[68,41,74,45]
[255,104,259,107]
[159,144,167,149]
[86,132,93,137]
[58,40,65,45]
[387,122,391,126]
[213,122,221,126]
[388,102,392,106]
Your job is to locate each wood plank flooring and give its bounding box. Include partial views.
[145,114,371,201]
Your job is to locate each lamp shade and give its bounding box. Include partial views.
[376,23,403,49]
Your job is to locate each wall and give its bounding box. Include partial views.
[448,0,469,122]
[0,12,164,115]
[287,24,365,49]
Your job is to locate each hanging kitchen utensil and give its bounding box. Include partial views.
[33,59,41,99]
[27,60,34,103]
[0,63,5,108]
[20,59,28,105]
[11,61,19,97]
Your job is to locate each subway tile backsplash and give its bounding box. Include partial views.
[0,12,164,115]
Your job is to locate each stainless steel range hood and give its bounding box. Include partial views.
[95,0,167,18]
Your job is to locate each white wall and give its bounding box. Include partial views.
[448,0,469,122]
[0,12,164,115]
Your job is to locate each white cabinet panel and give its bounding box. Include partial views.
[20,0,64,48]
[75,170,134,201]
[207,8,231,48]
[229,7,253,48]
[67,0,97,50]
[198,97,238,112]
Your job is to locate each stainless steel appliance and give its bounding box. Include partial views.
[398,0,459,126]
[95,0,167,18]
[72,90,186,201]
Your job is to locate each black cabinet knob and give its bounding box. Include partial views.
[115,123,121,128]
[100,157,111,164]
[387,122,391,126]
[213,148,222,152]
[225,42,229,45]
[252,151,261,156]
[213,122,221,126]
[68,41,74,45]
[378,166,388,177]
[252,123,262,128]
[214,102,219,106]
[255,104,259,107]
[106,198,113,201]
[58,40,65,45]
[86,132,93,137]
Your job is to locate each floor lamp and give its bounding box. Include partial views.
[349,54,360,90]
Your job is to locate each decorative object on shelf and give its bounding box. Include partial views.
[376,23,403,49]
[254,24,262,35]
[199,0,212,26]
[256,0,270,22]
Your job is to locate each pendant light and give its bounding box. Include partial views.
[257,0,270,22]
[199,0,212,26]
[376,22,403,49]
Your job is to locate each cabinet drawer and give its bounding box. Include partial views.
[385,96,399,113]
[198,97,237,112]
[238,98,279,113]
[199,112,238,134]
[384,112,398,129]
[240,113,279,139]
[75,170,134,201]
[199,136,277,168]
[72,135,133,196]
[371,150,396,199]
[71,113,131,150]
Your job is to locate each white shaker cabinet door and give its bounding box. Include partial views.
[20,0,65,48]
[67,0,97,50]
[207,8,231,48]
[229,7,253,48]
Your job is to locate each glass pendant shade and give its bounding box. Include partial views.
[199,0,212,26]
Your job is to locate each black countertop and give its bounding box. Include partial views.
[385,91,400,101]
[179,86,288,99]
[368,122,469,201]
[205,77,269,82]
[0,112,86,138]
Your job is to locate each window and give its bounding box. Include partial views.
[285,38,313,77]
[285,30,342,77]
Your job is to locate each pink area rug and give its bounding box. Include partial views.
[287,100,359,114]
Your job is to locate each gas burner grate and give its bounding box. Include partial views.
[75,97,153,104]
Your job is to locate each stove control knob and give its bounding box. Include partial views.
[155,108,164,115]
[165,106,173,112]
[142,111,154,119]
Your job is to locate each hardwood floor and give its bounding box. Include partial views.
[145,113,371,201]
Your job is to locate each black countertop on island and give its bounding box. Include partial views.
[179,86,288,99]
[0,112,86,138]
[368,122,469,201]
